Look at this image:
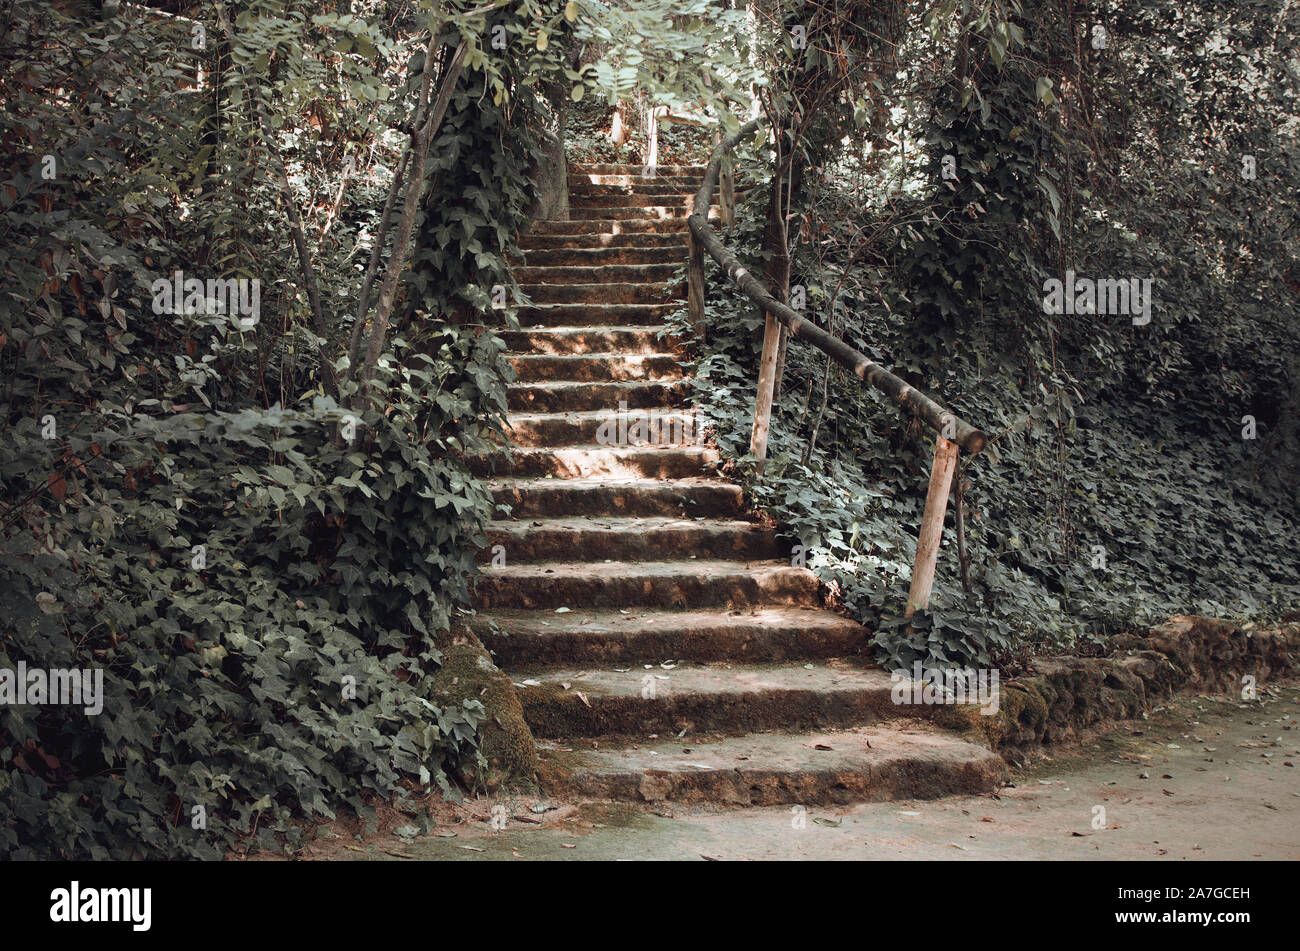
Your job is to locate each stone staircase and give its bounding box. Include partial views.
[469,162,1006,806]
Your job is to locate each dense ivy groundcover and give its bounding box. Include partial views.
[0,0,580,858]
[676,0,1299,673]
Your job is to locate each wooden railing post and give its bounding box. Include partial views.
[687,228,706,342]
[905,433,959,617]
[646,105,661,174]
[749,310,781,472]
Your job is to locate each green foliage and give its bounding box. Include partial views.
[679,0,1299,674]
[0,0,568,857]
[571,0,758,124]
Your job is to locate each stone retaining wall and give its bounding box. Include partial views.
[937,616,1299,764]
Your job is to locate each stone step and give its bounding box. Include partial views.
[518,231,689,251]
[527,218,689,236]
[507,379,688,412]
[515,304,682,327]
[568,173,700,188]
[471,444,717,480]
[511,661,899,738]
[517,246,684,267]
[472,605,863,666]
[537,725,1007,806]
[514,263,680,286]
[501,409,700,448]
[502,326,679,356]
[570,163,707,175]
[520,282,679,305]
[479,516,778,565]
[508,353,683,383]
[569,205,715,221]
[569,192,694,208]
[473,557,818,610]
[568,181,700,197]
[489,477,743,519]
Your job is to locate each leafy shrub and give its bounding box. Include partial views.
[677,0,1299,673]
[0,0,551,858]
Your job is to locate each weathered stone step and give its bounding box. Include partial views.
[502,326,678,356]
[501,409,699,448]
[514,263,680,286]
[527,218,689,235]
[515,304,681,327]
[569,205,716,221]
[511,661,897,738]
[473,557,817,610]
[570,163,706,175]
[568,173,700,188]
[517,246,684,267]
[520,282,679,305]
[537,726,1007,806]
[471,444,717,480]
[507,379,687,412]
[518,232,688,251]
[471,605,863,666]
[489,477,743,519]
[569,193,694,208]
[478,517,777,565]
[568,181,698,197]
[508,352,683,383]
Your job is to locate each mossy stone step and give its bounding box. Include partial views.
[537,726,1007,806]
[487,477,744,520]
[506,379,689,412]
[478,515,774,564]
[510,661,909,738]
[471,604,863,666]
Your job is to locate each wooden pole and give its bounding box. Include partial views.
[687,228,706,343]
[749,310,781,472]
[953,466,971,593]
[646,105,660,174]
[905,435,959,617]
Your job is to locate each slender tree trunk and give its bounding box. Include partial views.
[356,37,468,403]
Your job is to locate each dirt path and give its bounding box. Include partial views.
[312,681,1299,861]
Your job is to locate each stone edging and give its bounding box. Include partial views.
[935,616,1299,764]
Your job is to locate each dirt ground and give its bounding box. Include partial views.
[262,680,1300,861]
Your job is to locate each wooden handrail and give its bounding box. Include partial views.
[686,118,987,455]
[686,116,988,615]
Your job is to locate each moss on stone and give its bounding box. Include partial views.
[940,616,1299,766]
[934,680,1048,752]
[428,629,539,791]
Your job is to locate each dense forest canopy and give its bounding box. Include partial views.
[1,0,1296,857]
